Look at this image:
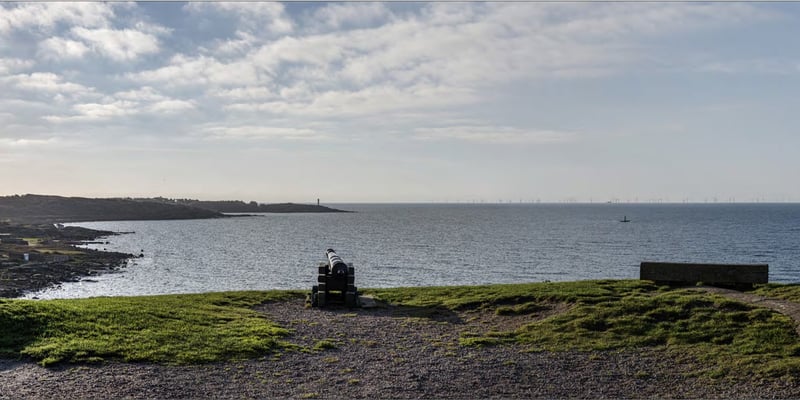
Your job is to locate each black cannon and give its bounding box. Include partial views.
[311,248,358,307]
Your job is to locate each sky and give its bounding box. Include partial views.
[1,2,799,203]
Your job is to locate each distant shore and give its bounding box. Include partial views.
[0,194,351,225]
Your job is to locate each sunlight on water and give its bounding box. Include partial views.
[26,204,800,299]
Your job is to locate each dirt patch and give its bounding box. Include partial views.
[256,298,568,351]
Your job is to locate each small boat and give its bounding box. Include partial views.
[620,216,630,223]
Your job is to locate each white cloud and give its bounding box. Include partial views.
[0,137,59,148]
[37,37,90,60]
[123,2,779,124]
[0,3,113,34]
[110,87,196,114]
[184,2,293,35]
[201,125,324,141]
[129,54,260,87]
[250,34,347,72]
[413,126,577,144]
[4,72,93,94]
[133,20,173,37]
[225,84,476,117]
[213,30,258,56]
[421,2,482,26]
[42,86,196,123]
[71,27,160,62]
[0,58,33,74]
[148,99,195,113]
[75,100,138,120]
[211,86,274,101]
[310,3,391,30]
[113,86,168,102]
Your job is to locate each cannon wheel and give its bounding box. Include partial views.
[311,285,319,307]
[345,291,356,308]
[343,266,356,307]
[317,283,327,307]
[345,284,358,308]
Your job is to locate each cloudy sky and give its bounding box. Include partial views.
[1,2,799,203]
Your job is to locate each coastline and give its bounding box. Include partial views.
[0,223,132,298]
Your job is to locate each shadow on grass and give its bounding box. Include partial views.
[0,301,48,368]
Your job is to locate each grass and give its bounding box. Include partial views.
[365,280,800,378]
[0,290,300,365]
[753,284,800,303]
[2,280,800,379]
[21,238,42,246]
[34,248,84,255]
[365,279,656,309]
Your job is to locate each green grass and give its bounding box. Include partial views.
[753,283,800,303]
[366,279,647,308]
[366,280,800,378]
[0,291,301,366]
[2,280,799,378]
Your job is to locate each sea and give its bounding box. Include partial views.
[24,203,800,299]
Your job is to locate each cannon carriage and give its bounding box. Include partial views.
[311,248,359,307]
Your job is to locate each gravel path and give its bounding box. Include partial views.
[2,297,800,399]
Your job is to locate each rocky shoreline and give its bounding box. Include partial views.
[0,223,132,298]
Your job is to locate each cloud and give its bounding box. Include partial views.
[114,86,169,102]
[212,30,258,56]
[71,27,160,62]
[148,99,196,113]
[0,57,33,74]
[413,126,577,144]
[0,3,114,34]
[4,72,94,95]
[43,86,195,123]
[309,3,391,30]
[121,2,780,127]
[201,125,324,141]
[0,137,60,148]
[133,20,173,37]
[3,3,788,150]
[128,54,260,87]
[250,34,347,73]
[37,37,90,60]
[211,86,275,101]
[224,83,477,117]
[77,101,134,119]
[184,2,293,35]
[44,100,137,123]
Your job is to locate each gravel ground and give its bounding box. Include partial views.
[2,297,799,399]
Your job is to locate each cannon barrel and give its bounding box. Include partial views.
[326,248,348,276]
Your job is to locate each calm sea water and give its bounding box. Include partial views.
[25,203,800,299]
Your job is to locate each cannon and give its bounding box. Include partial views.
[311,248,358,307]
